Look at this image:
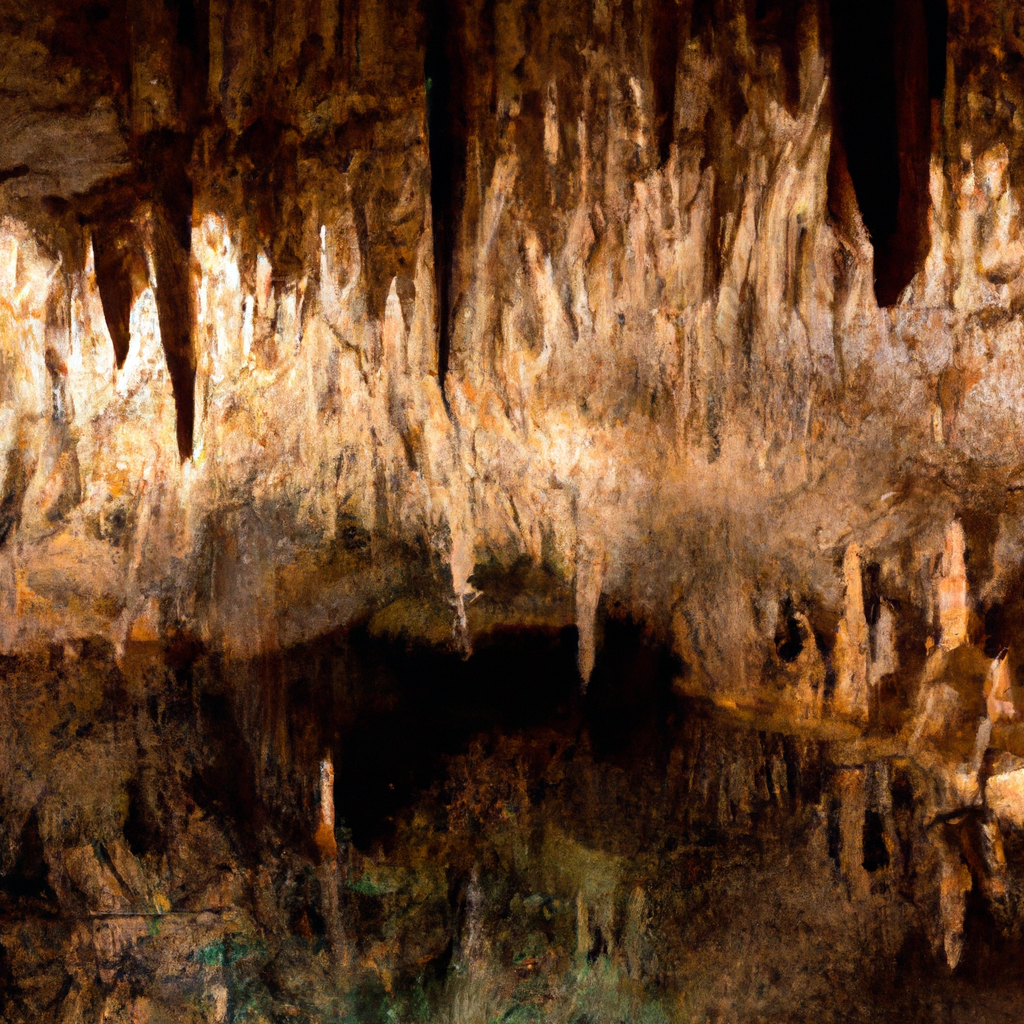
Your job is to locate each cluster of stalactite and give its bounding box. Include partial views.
[1,0,1023,682]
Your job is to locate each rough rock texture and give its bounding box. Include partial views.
[5,0,1024,1020]
[2,0,1024,680]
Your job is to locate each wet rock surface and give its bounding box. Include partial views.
[4,0,1024,1018]
[3,625,1024,1022]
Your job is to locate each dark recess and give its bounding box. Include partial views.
[0,165,30,185]
[424,0,470,406]
[330,626,581,848]
[753,0,803,115]
[651,0,681,166]
[252,617,681,850]
[862,808,890,871]
[829,0,947,306]
[0,809,55,901]
[776,599,805,663]
[924,0,948,102]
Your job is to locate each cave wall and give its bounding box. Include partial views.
[6,3,1024,1020]
[1,0,1024,703]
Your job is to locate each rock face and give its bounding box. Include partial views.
[5,0,1024,1020]
[0,0,1023,674]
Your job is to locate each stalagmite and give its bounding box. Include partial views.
[315,756,337,861]
[833,544,869,721]
[314,754,343,957]
[939,850,972,970]
[937,521,969,650]
[869,602,898,689]
[836,768,870,900]
[576,544,606,689]
[789,611,825,718]
[986,650,1014,723]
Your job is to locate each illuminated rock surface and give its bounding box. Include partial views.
[3,0,1024,1020]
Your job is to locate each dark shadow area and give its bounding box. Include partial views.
[829,0,946,306]
[424,0,470,403]
[776,598,806,663]
[583,616,679,766]
[862,808,890,872]
[220,615,683,852]
[0,809,56,902]
[327,626,582,848]
[0,164,30,185]
[651,0,682,166]
[752,0,803,115]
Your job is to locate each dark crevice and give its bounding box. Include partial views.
[706,389,721,463]
[122,776,166,861]
[162,0,210,125]
[0,809,55,902]
[752,0,803,115]
[958,506,1000,605]
[651,0,681,166]
[862,808,890,872]
[0,445,30,547]
[691,0,715,38]
[424,0,468,407]
[924,0,948,101]
[699,72,748,300]
[191,690,273,866]
[776,599,805,663]
[863,561,882,628]
[172,0,201,53]
[0,164,30,185]
[826,798,842,871]
[583,617,678,767]
[829,0,944,306]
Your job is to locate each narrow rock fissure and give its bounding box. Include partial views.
[424,0,466,402]
[651,0,681,166]
[829,0,946,306]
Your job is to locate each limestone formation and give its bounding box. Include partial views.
[3,0,1024,1020]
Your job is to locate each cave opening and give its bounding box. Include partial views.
[828,0,947,307]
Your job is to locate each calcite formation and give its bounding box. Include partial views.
[0,0,1020,673]
[4,0,1024,1020]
